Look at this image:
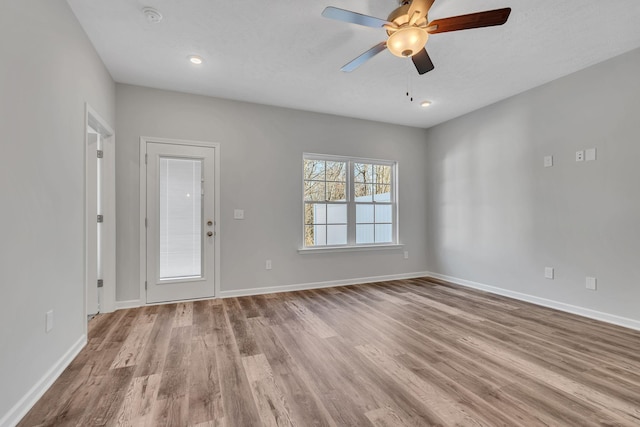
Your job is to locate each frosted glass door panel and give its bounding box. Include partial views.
[159,157,203,279]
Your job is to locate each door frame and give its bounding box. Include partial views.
[139,137,221,303]
[85,103,116,321]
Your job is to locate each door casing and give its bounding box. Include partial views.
[85,104,116,324]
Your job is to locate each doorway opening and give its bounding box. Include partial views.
[85,105,115,323]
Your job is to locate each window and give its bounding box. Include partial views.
[303,154,397,248]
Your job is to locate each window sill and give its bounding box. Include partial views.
[298,243,404,255]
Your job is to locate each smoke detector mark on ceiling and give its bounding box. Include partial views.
[142,7,163,24]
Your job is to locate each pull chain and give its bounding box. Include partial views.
[405,59,414,102]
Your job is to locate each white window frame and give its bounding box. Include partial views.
[300,153,402,253]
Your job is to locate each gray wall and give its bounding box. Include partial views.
[115,84,430,302]
[424,48,640,322]
[0,0,115,420]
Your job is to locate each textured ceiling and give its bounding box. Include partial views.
[67,0,640,128]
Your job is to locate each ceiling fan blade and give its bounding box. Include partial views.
[412,48,435,75]
[341,42,387,72]
[322,7,390,28]
[427,8,511,34]
[408,0,435,23]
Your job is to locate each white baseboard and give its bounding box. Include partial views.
[426,271,640,332]
[122,272,430,307]
[219,271,432,298]
[115,299,142,310]
[0,335,86,427]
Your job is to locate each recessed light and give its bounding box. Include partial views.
[420,100,432,108]
[188,55,203,65]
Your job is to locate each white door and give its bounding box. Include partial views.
[145,142,216,303]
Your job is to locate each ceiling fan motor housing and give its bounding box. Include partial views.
[386,4,429,57]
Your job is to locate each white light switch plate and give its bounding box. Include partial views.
[586,277,597,290]
[586,148,596,161]
[545,267,554,279]
[544,156,553,168]
[233,209,244,220]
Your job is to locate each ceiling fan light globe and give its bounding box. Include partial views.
[387,27,428,57]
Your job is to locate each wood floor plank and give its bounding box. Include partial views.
[223,298,261,357]
[270,323,374,426]
[246,316,337,427]
[460,335,640,425]
[284,299,337,339]
[134,304,176,377]
[188,333,223,426]
[114,373,162,426]
[238,296,261,319]
[96,308,140,351]
[356,344,472,426]
[17,363,97,426]
[110,317,156,369]
[156,326,192,400]
[149,395,188,427]
[365,406,416,427]
[242,353,295,427]
[77,366,135,426]
[174,302,193,327]
[18,277,640,427]
[213,301,263,427]
[363,287,411,306]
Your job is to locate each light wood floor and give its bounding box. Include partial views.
[18,277,640,426]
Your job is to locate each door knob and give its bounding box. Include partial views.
[207,220,213,226]
[207,231,213,237]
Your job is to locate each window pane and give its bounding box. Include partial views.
[374,165,391,185]
[326,161,346,182]
[304,203,315,225]
[312,204,327,224]
[356,204,374,223]
[326,181,346,201]
[304,180,325,201]
[327,204,347,224]
[159,157,202,279]
[355,183,372,202]
[354,163,373,183]
[356,224,374,244]
[327,225,347,245]
[375,205,392,223]
[304,159,325,181]
[373,184,391,202]
[305,225,326,246]
[375,224,393,243]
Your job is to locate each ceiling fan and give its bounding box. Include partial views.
[321,0,511,74]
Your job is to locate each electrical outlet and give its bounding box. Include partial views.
[45,310,54,333]
[575,150,584,162]
[544,156,553,168]
[586,277,597,290]
[403,251,409,259]
[265,260,272,270]
[545,267,554,279]
[233,209,244,220]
